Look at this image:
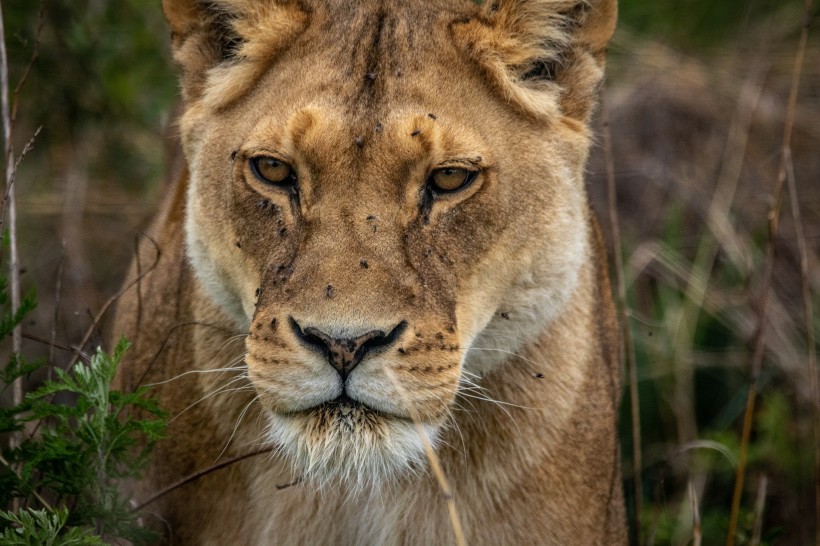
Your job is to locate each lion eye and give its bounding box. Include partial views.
[429,167,475,193]
[250,156,295,186]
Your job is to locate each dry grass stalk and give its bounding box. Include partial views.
[784,150,818,545]
[750,474,768,546]
[689,480,702,546]
[601,89,642,543]
[384,368,466,546]
[725,2,814,544]
[647,64,764,476]
[679,64,766,342]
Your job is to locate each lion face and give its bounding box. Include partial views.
[170,0,611,488]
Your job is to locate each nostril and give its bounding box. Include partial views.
[288,317,330,357]
[361,320,407,353]
[288,317,408,379]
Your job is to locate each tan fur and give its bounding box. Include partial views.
[112,0,625,543]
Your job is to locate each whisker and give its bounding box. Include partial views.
[443,409,467,459]
[170,382,254,423]
[456,390,535,411]
[459,346,543,370]
[145,366,247,387]
[215,394,261,463]
[455,392,522,432]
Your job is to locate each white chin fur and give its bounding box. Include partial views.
[265,408,439,492]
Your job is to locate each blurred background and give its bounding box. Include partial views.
[3,1,818,544]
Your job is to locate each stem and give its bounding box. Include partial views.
[132,447,274,512]
[689,481,702,546]
[750,474,768,546]
[0,0,23,461]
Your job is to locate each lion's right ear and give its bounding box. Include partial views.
[163,0,307,107]
[163,0,239,102]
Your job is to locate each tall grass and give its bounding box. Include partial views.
[596,4,818,543]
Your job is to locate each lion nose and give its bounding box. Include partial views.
[288,318,407,380]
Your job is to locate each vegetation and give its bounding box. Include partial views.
[1,4,169,542]
[0,273,165,543]
[2,1,818,545]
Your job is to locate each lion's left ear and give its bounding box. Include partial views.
[455,0,617,122]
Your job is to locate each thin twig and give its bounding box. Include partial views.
[22,332,83,358]
[725,2,813,544]
[11,125,41,173]
[134,235,143,349]
[0,126,40,239]
[131,447,274,513]
[601,87,642,543]
[9,0,44,127]
[67,233,161,370]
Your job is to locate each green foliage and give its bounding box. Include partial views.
[0,508,103,546]
[617,0,789,48]
[1,341,166,544]
[0,237,165,544]
[0,280,36,345]
[5,1,176,199]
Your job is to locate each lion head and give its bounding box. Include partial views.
[163,0,616,489]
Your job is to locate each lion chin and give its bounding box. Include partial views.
[264,398,440,492]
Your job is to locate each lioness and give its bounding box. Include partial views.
[112,0,625,543]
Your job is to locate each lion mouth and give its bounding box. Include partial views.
[323,394,365,411]
[264,394,438,489]
[298,394,411,436]
[285,394,409,425]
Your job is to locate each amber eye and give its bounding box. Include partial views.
[428,167,476,194]
[249,156,295,186]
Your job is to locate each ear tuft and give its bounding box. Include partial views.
[163,0,308,107]
[455,0,616,122]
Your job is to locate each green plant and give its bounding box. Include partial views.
[0,508,103,546]
[1,337,166,544]
[0,266,166,544]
